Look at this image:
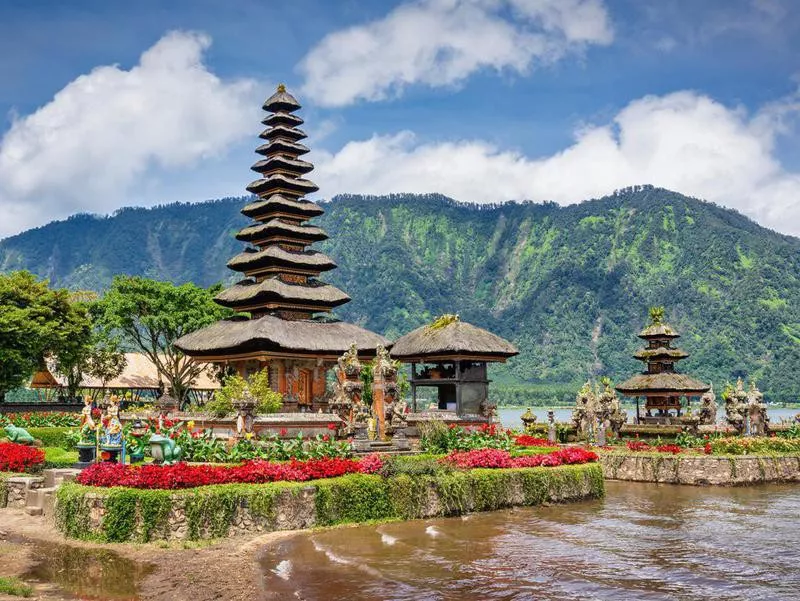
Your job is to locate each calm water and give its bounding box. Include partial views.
[497,407,800,428]
[259,482,800,601]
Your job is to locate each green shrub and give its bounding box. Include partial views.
[0,576,33,597]
[315,474,393,525]
[204,371,282,416]
[27,427,73,449]
[42,447,78,469]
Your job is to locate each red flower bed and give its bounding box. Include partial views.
[0,442,45,472]
[513,435,553,447]
[75,455,384,489]
[444,447,597,469]
[625,441,683,454]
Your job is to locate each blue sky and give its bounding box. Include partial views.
[0,0,798,238]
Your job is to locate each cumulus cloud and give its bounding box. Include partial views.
[300,0,613,107]
[314,89,800,235]
[0,31,258,238]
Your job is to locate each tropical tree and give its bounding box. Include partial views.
[0,271,92,401]
[93,276,230,406]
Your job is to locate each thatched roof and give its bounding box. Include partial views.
[227,246,336,274]
[215,277,350,309]
[246,174,319,197]
[263,85,301,113]
[250,156,314,176]
[616,372,710,396]
[255,140,310,157]
[29,368,59,389]
[391,317,518,361]
[241,196,323,220]
[259,125,306,142]
[262,112,303,127]
[175,315,389,359]
[236,219,328,244]
[633,347,688,360]
[639,322,679,339]
[44,353,219,390]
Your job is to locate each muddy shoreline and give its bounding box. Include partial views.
[0,508,299,601]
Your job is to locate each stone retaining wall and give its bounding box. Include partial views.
[3,476,43,508]
[600,453,800,485]
[56,464,604,542]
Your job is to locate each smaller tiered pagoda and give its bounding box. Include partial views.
[616,307,710,423]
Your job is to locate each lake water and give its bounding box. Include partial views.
[497,407,800,429]
[259,481,800,601]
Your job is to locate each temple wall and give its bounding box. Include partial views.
[55,464,604,542]
[600,453,800,485]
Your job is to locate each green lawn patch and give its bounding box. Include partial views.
[0,576,33,597]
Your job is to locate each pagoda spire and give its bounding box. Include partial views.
[217,85,349,319]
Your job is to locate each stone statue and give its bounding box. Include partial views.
[3,424,35,445]
[597,378,626,438]
[102,394,123,447]
[571,381,596,440]
[478,398,498,419]
[724,378,748,434]
[747,381,768,436]
[148,434,183,465]
[330,344,365,438]
[338,343,362,377]
[697,385,718,426]
[79,395,97,444]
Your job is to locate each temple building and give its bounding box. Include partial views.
[616,308,710,423]
[391,315,518,416]
[176,85,387,411]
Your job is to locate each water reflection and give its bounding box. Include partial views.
[22,541,152,600]
[259,482,800,601]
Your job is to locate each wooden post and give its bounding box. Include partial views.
[455,360,462,415]
[411,363,418,413]
[635,397,640,425]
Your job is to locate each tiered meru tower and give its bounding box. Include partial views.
[616,308,709,423]
[176,85,387,411]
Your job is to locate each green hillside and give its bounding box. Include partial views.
[2,186,800,402]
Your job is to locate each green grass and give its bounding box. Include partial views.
[0,576,33,597]
[42,447,78,469]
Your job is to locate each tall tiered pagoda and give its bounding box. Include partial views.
[176,85,387,411]
[616,307,710,423]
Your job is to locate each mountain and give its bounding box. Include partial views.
[2,186,800,403]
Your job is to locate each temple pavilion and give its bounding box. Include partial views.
[391,315,518,416]
[616,308,710,423]
[176,85,387,411]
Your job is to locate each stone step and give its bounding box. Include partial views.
[42,468,82,488]
[25,486,58,509]
[24,506,43,516]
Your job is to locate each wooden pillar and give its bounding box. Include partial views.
[411,362,418,413]
[372,369,386,439]
[455,360,462,415]
[635,397,640,424]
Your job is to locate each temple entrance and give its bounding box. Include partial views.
[298,369,312,407]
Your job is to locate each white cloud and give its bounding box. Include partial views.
[314,89,800,235]
[0,31,258,238]
[300,0,613,107]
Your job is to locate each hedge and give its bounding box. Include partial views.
[42,447,78,469]
[26,427,73,450]
[55,463,604,542]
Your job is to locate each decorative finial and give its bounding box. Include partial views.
[277,83,286,93]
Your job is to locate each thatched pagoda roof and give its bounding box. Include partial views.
[215,277,349,310]
[236,219,328,244]
[251,156,314,176]
[262,112,303,127]
[633,347,689,360]
[259,125,307,142]
[175,315,389,359]
[616,373,710,396]
[255,140,310,157]
[227,247,336,274]
[246,174,319,197]
[262,85,301,113]
[391,317,518,362]
[639,322,679,339]
[241,196,323,220]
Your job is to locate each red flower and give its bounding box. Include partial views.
[514,435,552,447]
[327,423,338,430]
[0,443,45,472]
[442,447,597,470]
[655,444,682,455]
[75,455,384,490]
[703,442,713,455]
[322,434,330,442]
[279,428,288,437]
[626,440,651,452]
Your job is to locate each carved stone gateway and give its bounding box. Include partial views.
[372,345,398,439]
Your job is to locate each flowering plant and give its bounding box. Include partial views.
[75,454,384,489]
[419,421,512,454]
[0,411,81,428]
[443,447,597,469]
[513,435,553,447]
[0,442,46,472]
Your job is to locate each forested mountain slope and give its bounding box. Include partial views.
[3,186,799,401]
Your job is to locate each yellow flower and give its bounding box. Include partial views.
[187,420,195,430]
[245,432,254,440]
